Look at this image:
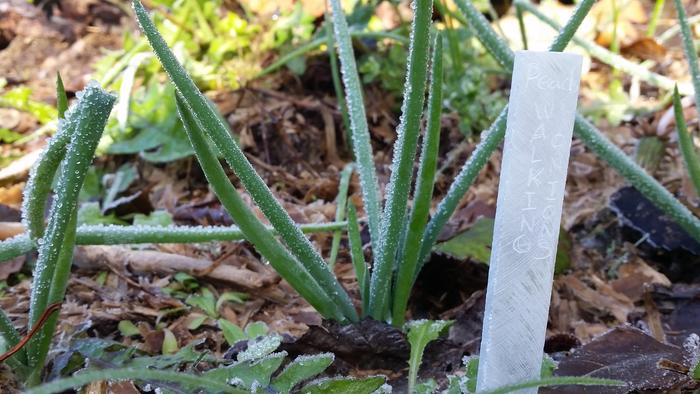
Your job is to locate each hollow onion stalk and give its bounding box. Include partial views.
[176,94,347,321]
[327,0,382,256]
[392,33,444,327]
[133,0,357,322]
[368,0,434,319]
[26,83,115,383]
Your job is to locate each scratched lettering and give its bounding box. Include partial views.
[476,51,582,393]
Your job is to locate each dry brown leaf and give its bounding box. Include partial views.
[611,258,671,302]
[621,37,667,61]
[560,275,634,323]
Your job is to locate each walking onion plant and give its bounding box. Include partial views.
[3,2,700,387]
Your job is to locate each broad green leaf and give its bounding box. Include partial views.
[117,320,140,337]
[77,202,125,226]
[0,87,57,124]
[102,163,138,208]
[237,335,282,362]
[202,352,286,389]
[216,291,247,311]
[244,321,269,339]
[434,217,571,273]
[414,378,438,394]
[219,319,246,346]
[300,376,385,394]
[161,328,178,354]
[434,217,494,262]
[187,314,207,330]
[132,210,173,226]
[405,320,453,394]
[0,128,23,143]
[271,353,334,393]
[186,288,218,318]
[25,368,246,394]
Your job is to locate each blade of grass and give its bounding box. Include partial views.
[347,203,369,313]
[392,33,444,327]
[133,0,357,322]
[516,3,528,50]
[0,308,25,368]
[176,94,345,321]
[26,83,115,380]
[24,368,248,394]
[327,0,382,255]
[647,0,666,37]
[515,0,689,94]
[328,164,354,268]
[435,0,464,75]
[56,73,68,119]
[673,0,700,112]
[673,86,700,197]
[368,0,434,320]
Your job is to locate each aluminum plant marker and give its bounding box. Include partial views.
[477,51,582,393]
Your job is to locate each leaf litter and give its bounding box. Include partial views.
[1,0,700,392]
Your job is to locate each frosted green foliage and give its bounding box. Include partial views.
[393,33,444,326]
[21,112,77,240]
[219,319,246,345]
[327,0,381,253]
[673,0,700,112]
[368,0,434,319]
[405,320,453,394]
[176,93,345,320]
[271,353,335,393]
[674,88,700,198]
[347,203,369,312]
[204,352,287,389]
[301,376,386,393]
[0,306,25,369]
[329,164,354,268]
[418,109,508,268]
[26,82,115,374]
[0,222,346,263]
[454,0,513,69]
[133,0,357,322]
[56,73,68,119]
[0,234,33,262]
[420,0,700,276]
[24,368,247,394]
[573,113,700,241]
[237,335,282,362]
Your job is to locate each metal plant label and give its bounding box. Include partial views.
[476,51,582,393]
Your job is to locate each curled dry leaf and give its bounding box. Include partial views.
[545,327,693,393]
